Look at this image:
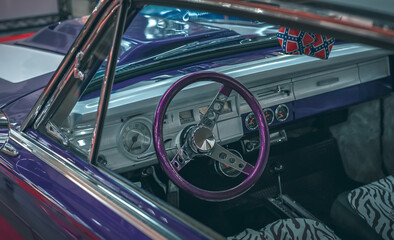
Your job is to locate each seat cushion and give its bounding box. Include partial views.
[228,218,340,240]
[348,175,394,239]
[331,191,381,240]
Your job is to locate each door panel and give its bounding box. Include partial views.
[0,136,152,240]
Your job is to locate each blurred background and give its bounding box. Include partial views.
[0,0,97,40]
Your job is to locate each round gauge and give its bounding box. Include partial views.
[264,108,274,125]
[214,149,243,178]
[119,118,152,157]
[245,112,258,131]
[275,104,289,122]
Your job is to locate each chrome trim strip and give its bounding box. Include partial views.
[10,129,181,240]
[89,0,129,165]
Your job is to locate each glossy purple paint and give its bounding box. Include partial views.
[219,85,233,97]
[359,77,392,102]
[294,77,392,120]
[0,72,53,108]
[17,130,218,239]
[3,89,44,127]
[16,20,84,55]
[153,72,270,201]
[0,137,150,240]
[295,85,360,119]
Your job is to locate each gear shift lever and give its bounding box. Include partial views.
[268,163,318,221]
[274,164,284,202]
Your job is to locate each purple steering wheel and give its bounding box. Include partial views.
[153,72,270,201]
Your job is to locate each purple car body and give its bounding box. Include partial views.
[0,0,393,239]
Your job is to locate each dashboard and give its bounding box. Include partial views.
[65,43,392,173]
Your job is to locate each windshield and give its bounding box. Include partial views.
[87,6,280,88]
[121,6,279,61]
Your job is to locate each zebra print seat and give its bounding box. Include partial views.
[228,218,340,240]
[331,175,394,240]
[348,176,394,239]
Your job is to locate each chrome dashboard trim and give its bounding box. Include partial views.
[10,129,223,240]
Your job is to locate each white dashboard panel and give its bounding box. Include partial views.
[358,57,390,83]
[217,118,243,144]
[66,43,392,173]
[293,65,360,100]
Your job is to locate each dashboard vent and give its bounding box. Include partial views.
[240,82,293,107]
[254,85,290,101]
[252,83,292,102]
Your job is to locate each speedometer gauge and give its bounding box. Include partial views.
[264,108,274,125]
[119,118,152,158]
[245,112,258,131]
[275,104,289,122]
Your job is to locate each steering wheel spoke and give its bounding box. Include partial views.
[170,143,194,172]
[209,144,255,176]
[198,85,232,130]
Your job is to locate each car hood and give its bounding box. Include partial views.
[0,44,63,108]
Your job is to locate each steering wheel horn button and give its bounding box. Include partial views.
[191,126,216,152]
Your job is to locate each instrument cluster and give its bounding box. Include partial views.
[117,99,236,162]
[119,117,153,159]
[244,103,291,131]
